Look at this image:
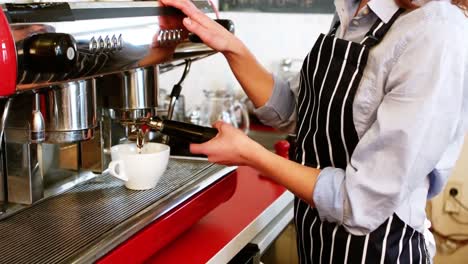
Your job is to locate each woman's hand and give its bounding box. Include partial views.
[192,122,320,206]
[190,122,263,166]
[159,0,239,54]
[160,0,274,108]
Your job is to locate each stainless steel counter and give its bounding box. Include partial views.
[0,157,235,264]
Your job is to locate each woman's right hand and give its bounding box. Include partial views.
[161,0,275,110]
[190,121,262,166]
[159,0,239,54]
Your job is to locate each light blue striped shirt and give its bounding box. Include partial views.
[254,0,468,236]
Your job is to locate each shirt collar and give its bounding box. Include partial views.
[334,0,360,32]
[367,0,401,23]
[333,0,401,36]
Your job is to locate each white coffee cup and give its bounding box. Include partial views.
[108,143,170,190]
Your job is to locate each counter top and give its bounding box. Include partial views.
[96,166,292,264]
[0,125,291,264]
[145,167,292,264]
[98,125,293,264]
[0,159,234,264]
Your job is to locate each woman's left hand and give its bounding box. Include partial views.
[190,121,262,166]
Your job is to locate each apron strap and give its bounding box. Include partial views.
[329,20,340,37]
[328,8,405,47]
[361,8,406,47]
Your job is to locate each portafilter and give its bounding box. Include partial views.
[122,117,218,144]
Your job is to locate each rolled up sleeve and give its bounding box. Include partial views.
[313,21,467,235]
[254,74,299,132]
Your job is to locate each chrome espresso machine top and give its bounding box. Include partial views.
[0,2,236,262]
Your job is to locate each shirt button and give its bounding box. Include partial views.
[362,7,370,16]
[352,20,360,26]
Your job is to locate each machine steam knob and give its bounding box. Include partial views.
[23,33,78,74]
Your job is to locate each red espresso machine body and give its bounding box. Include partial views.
[0,9,16,97]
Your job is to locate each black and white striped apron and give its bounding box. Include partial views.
[294,9,431,264]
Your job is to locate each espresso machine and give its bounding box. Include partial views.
[0,1,232,216]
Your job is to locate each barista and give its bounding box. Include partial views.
[160,0,468,262]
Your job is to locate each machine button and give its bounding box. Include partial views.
[362,7,370,15]
[89,37,97,52]
[117,34,123,50]
[111,35,118,50]
[97,36,105,52]
[105,35,111,51]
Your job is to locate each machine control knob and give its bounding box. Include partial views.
[89,36,97,52]
[104,36,111,51]
[97,36,105,51]
[111,35,118,50]
[117,34,123,50]
[23,33,78,73]
[88,34,122,53]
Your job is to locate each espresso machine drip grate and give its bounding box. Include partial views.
[0,158,229,264]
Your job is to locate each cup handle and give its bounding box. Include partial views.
[108,160,128,181]
[234,101,250,134]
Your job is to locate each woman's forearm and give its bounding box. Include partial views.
[223,41,275,108]
[246,142,320,206]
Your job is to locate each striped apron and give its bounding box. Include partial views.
[294,9,431,264]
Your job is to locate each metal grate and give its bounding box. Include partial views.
[0,159,225,264]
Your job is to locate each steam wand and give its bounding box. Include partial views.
[163,59,192,144]
[167,59,192,121]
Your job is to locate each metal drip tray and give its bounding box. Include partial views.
[0,158,235,264]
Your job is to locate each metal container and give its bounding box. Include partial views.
[100,66,158,121]
[120,67,158,110]
[43,79,97,143]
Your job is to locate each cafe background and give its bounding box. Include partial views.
[158,0,468,263]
